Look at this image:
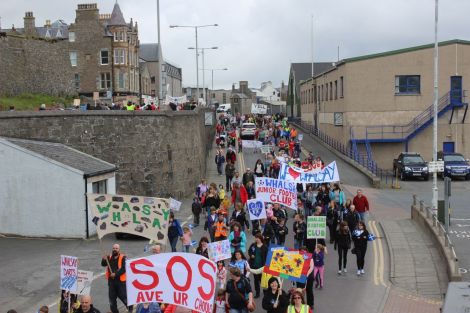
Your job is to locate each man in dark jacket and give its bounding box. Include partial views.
[76,296,101,313]
[242,168,255,187]
[101,244,130,313]
[191,197,202,225]
[225,160,236,191]
[215,149,225,176]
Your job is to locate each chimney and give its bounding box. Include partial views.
[44,19,51,27]
[232,83,235,92]
[239,81,248,95]
[23,12,37,37]
[76,4,99,22]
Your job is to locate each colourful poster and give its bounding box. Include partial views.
[278,161,340,184]
[60,255,78,292]
[246,199,266,220]
[263,246,312,283]
[126,253,217,313]
[207,240,231,262]
[255,177,297,210]
[88,194,170,244]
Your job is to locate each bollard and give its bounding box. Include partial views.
[420,200,424,212]
[444,235,449,247]
[413,195,417,206]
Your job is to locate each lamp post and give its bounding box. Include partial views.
[170,24,218,103]
[188,47,218,104]
[203,68,228,105]
[432,0,439,213]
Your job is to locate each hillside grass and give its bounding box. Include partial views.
[0,94,75,111]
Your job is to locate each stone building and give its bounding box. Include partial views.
[230,81,254,115]
[300,39,470,169]
[68,3,140,103]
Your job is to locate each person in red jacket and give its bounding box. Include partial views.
[353,189,370,224]
[231,181,248,206]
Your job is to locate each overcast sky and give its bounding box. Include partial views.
[2,0,469,90]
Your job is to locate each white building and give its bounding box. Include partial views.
[252,81,281,102]
[0,138,117,238]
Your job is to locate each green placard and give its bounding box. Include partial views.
[307,216,326,239]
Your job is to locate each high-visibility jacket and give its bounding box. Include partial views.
[105,254,126,282]
[214,221,227,237]
[287,304,310,313]
[126,104,135,111]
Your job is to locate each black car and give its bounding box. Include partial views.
[393,152,429,181]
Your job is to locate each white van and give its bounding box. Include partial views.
[216,103,231,113]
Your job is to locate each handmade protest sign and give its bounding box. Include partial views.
[263,246,312,283]
[126,253,217,313]
[307,216,326,239]
[75,270,93,296]
[251,103,267,114]
[242,140,263,149]
[207,240,231,262]
[246,199,267,220]
[255,177,297,210]
[278,161,340,184]
[60,255,78,292]
[88,194,170,244]
[169,198,182,212]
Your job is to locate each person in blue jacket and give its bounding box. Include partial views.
[329,183,346,208]
[167,212,183,252]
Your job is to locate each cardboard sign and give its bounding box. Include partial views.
[251,103,267,114]
[260,145,274,154]
[60,255,78,292]
[170,198,182,212]
[73,99,81,107]
[278,161,340,184]
[255,177,297,210]
[263,246,312,283]
[207,240,231,262]
[246,199,266,220]
[307,216,326,239]
[88,194,170,244]
[93,92,99,100]
[126,253,217,313]
[75,270,93,296]
[298,134,303,141]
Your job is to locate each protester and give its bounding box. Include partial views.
[335,221,352,275]
[353,189,370,224]
[229,222,247,253]
[248,233,268,298]
[254,159,265,177]
[135,302,161,313]
[225,160,236,192]
[352,221,369,276]
[216,261,228,290]
[205,207,218,242]
[225,267,254,313]
[59,290,80,313]
[101,244,130,313]
[329,183,346,209]
[326,200,339,244]
[76,295,100,313]
[246,181,256,199]
[214,289,227,313]
[181,226,193,252]
[242,168,255,187]
[231,182,248,206]
[151,244,161,254]
[345,204,360,235]
[196,179,208,200]
[195,236,210,259]
[313,244,326,289]
[191,197,202,226]
[293,213,306,249]
[230,203,250,232]
[167,212,183,252]
[215,148,226,176]
[287,289,312,313]
[214,213,229,241]
[262,277,289,313]
[229,249,251,279]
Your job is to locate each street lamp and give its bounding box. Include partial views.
[170,24,218,104]
[202,68,228,105]
[188,47,218,104]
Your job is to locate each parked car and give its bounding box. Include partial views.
[437,151,470,180]
[240,122,257,139]
[393,152,429,181]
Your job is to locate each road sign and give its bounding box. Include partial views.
[428,160,444,173]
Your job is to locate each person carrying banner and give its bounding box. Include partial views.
[101,244,130,313]
[262,277,289,313]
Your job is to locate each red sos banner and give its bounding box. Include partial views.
[126,253,217,313]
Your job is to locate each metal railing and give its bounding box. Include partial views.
[412,194,460,278]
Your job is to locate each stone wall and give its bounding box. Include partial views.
[0,35,75,96]
[0,108,215,198]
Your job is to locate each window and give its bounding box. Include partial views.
[223,93,226,103]
[212,93,215,98]
[100,50,109,65]
[114,31,124,42]
[321,85,323,101]
[118,73,125,89]
[334,80,338,99]
[330,82,333,100]
[69,31,75,42]
[70,51,77,67]
[92,180,107,194]
[395,75,420,94]
[100,72,111,89]
[325,84,328,101]
[334,112,343,126]
[74,74,80,90]
[151,76,155,84]
[234,97,239,104]
[114,49,125,65]
[340,76,344,98]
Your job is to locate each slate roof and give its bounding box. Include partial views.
[109,3,127,26]
[3,138,117,177]
[231,93,249,99]
[1,20,69,39]
[291,62,335,81]
[139,43,160,62]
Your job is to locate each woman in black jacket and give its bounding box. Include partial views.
[248,233,268,298]
[352,221,369,276]
[230,202,250,231]
[262,277,289,313]
[334,221,352,275]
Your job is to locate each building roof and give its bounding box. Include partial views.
[343,39,470,64]
[109,3,127,26]
[1,20,69,39]
[290,62,335,81]
[139,43,160,62]
[231,93,249,99]
[3,138,117,177]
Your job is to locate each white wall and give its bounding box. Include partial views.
[0,142,86,238]
[86,175,116,237]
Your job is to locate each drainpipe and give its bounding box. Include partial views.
[84,175,89,239]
